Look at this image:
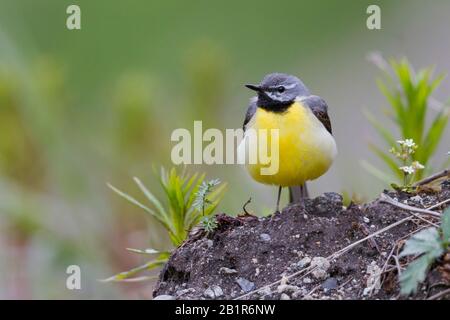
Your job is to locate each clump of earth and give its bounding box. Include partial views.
[153,179,450,300]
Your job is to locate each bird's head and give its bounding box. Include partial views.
[245,73,309,109]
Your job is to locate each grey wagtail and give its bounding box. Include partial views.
[238,73,337,212]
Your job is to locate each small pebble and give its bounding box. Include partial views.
[297,256,311,268]
[303,277,313,284]
[258,286,272,296]
[277,284,298,294]
[310,257,330,280]
[204,285,223,299]
[410,195,422,203]
[280,275,289,285]
[280,293,291,300]
[322,277,338,294]
[153,295,175,300]
[219,267,238,275]
[176,288,195,297]
[236,277,255,293]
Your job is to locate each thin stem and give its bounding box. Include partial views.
[413,169,449,187]
[379,193,441,217]
[402,148,408,187]
[427,288,450,300]
[202,194,205,216]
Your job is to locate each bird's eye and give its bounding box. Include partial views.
[277,86,285,93]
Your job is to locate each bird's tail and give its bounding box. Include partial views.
[289,183,309,203]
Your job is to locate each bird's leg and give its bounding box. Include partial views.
[276,186,282,213]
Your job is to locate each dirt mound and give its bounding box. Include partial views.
[153,180,450,300]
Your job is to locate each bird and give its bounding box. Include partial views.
[238,73,337,213]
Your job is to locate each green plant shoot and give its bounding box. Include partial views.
[365,55,449,184]
[399,207,450,295]
[104,167,226,282]
[193,179,222,233]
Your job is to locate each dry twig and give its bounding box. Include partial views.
[379,193,441,217]
[427,288,450,300]
[242,198,252,215]
[413,169,449,187]
[427,198,450,211]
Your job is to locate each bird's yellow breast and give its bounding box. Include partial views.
[241,101,337,186]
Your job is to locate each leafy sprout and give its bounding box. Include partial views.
[399,207,450,295]
[193,179,221,215]
[364,54,449,184]
[193,179,222,233]
[200,215,218,234]
[103,167,226,282]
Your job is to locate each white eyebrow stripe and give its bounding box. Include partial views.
[283,83,297,89]
[268,83,296,90]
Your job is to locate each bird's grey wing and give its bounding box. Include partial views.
[301,95,332,134]
[243,97,257,131]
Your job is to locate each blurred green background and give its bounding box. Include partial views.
[0,0,449,299]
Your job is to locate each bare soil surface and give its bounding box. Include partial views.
[153,180,450,300]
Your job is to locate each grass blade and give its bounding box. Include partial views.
[368,143,402,179]
[126,247,167,255]
[364,109,396,146]
[100,259,166,282]
[133,177,170,225]
[360,160,396,184]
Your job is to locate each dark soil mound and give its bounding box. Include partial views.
[153,180,450,300]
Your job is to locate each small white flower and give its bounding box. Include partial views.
[411,161,424,170]
[403,139,416,148]
[399,166,415,174]
[397,140,405,145]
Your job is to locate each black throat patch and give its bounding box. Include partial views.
[257,98,294,113]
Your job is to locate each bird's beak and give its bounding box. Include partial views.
[245,84,262,92]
